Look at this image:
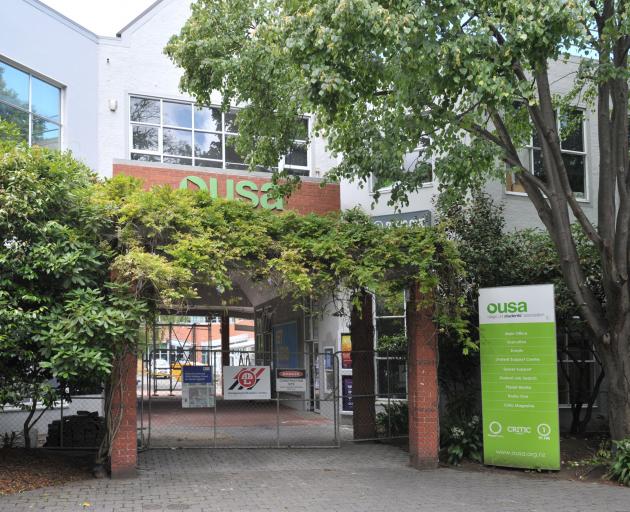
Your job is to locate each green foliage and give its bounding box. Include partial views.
[441,414,483,466]
[607,439,630,486]
[376,334,407,352]
[375,401,408,438]
[98,176,468,342]
[0,143,145,442]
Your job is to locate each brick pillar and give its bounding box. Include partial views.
[221,314,230,368]
[109,352,137,478]
[351,290,376,439]
[406,285,439,469]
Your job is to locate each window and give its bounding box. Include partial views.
[507,108,587,199]
[129,95,310,175]
[0,58,61,149]
[303,297,320,342]
[374,294,407,399]
[372,137,433,193]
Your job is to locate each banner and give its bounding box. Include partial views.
[223,366,271,400]
[276,369,307,392]
[479,284,560,470]
[182,366,214,408]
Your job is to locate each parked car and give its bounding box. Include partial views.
[151,359,171,379]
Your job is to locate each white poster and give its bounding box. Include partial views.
[223,366,271,400]
[276,369,307,392]
[182,385,215,408]
[182,366,214,408]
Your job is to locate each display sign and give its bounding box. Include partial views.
[371,210,431,228]
[223,366,271,400]
[182,366,214,408]
[341,334,352,369]
[479,284,560,470]
[342,375,353,412]
[276,369,307,392]
[179,176,283,210]
[273,322,299,368]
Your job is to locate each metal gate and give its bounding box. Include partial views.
[137,324,408,449]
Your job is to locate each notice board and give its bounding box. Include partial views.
[479,284,560,470]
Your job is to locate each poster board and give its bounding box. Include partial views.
[223,366,271,400]
[182,366,214,408]
[340,333,352,369]
[273,322,299,368]
[342,375,353,412]
[479,284,560,470]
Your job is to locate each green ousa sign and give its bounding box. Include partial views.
[179,176,284,210]
[479,284,560,470]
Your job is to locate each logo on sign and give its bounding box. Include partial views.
[488,421,503,436]
[537,423,551,440]
[486,301,528,314]
[229,367,265,390]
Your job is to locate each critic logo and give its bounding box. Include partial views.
[486,301,528,314]
[507,425,531,434]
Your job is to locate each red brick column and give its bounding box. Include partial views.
[406,285,439,469]
[110,353,137,478]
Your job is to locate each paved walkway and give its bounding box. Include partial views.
[1,444,629,512]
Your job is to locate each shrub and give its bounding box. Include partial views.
[376,401,408,437]
[606,439,630,486]
[441,415,482,465]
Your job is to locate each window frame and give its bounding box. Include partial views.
[0,56,63,149]
[506,107,589,202]
[129,94,311,176]
[370,137,435,195]
[373,292,408,400]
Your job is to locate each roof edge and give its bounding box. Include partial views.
[25,0,99,42]
[115,0,167,37]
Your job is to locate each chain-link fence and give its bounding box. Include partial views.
[138,348,340,448]
[0,394,105,449]
[337,349,409,443]
[137,344,408,449]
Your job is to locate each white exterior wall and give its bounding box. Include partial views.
[340,58,600,233]
[0,0,99,169]
[95,0,338,179]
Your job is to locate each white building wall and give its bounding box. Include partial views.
[95,0,338,179]
[0,0,99,169]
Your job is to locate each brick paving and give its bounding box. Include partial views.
[1,444,629,512]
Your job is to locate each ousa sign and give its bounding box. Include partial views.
[180,176,284,210]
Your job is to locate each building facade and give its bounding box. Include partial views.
[0,0,605,456]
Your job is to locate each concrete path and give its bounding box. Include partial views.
[1,444,629,512]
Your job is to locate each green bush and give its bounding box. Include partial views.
[441,415,483,465]
[376,401,408,437]
[606,439,630,486]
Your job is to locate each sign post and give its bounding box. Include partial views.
[479,284,560,470]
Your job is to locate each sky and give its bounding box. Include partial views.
[40,0,156,36]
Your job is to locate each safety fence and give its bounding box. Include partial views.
[137,347,408,449]
[0,394,105,449]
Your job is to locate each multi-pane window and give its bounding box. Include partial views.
[129,95,310,176]
[508,108,587,198]
[372,137,433,192]
[374,294,407,399]
[0,58,61,149]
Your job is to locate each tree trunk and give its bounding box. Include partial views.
[350,290,376,439]
[603,342,630,441]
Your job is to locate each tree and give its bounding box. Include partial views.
[166,0,630,441]
[439,193,605,434]
[0,126,145,448]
